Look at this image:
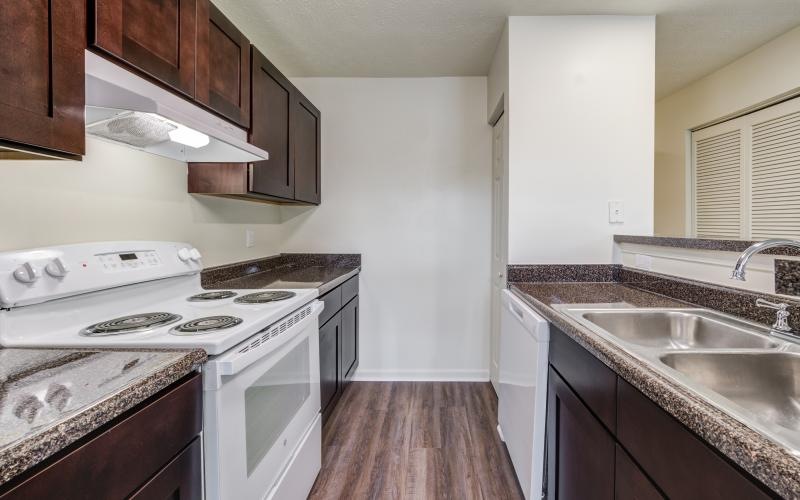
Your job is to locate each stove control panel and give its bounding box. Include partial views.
[96,251,162,273]
[0,241,202,308]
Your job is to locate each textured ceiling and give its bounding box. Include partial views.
[213,0,800,99]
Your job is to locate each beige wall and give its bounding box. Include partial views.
[655,25,800,236]
[0,138,285,266]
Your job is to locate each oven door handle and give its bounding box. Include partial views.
[204,300,324,389]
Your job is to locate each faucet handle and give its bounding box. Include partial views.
[756,298,792,332]
[756,298,788,311]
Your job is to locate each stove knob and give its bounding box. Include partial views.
[45,258,69,278]
[177,248,191,262]
[13,262,40,284]
[189,248,202,261]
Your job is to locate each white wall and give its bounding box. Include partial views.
[0,138,284,266]
[506,16,655,264]
[286,77,493,381]
[655,25,800,236]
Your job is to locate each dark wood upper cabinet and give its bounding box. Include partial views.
[249,47,294,199]
[188,46,322,205]
[195,0,250,128]
[91,0,197,98]
[293,93,322,204]
[0,0,85,159]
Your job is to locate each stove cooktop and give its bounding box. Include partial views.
[0,276,319,356]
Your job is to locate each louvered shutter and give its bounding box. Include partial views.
[693,129,744,238]
[750,109,800,239]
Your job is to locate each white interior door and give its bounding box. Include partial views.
[490,114,507,392]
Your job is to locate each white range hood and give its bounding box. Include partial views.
[84,51,268,163]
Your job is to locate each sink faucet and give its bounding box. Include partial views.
[730,238,800,281]
[756,298,795,338]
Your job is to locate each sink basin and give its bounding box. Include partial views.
[660,352,800,431]
[580,310,778,349]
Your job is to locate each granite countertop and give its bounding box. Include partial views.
[202,253,361,295]
[511,281,800,498]
[0,347,206,486]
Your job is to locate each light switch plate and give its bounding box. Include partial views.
[608,200,624,223]
[245,229,255,248]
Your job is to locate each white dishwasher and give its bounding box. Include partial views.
[498,289,550,500]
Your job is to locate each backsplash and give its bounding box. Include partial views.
[506,264,620,283]
[775,259,800,297]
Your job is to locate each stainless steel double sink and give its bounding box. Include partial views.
[562,306,800,451]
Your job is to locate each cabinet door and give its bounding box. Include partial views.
[196,0,250,127]
[91,0,197,98]
[130,438,202,500]
[0,0,85,158]
[293,93,321,204]
[341,297,359,382]
[319,314,340,415]
[249,47,294,199]
[547,367,614,500]
[615,445,663,500]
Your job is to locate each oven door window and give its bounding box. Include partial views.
[244,337,311,475]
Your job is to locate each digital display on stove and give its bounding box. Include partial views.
[119,253,138,261]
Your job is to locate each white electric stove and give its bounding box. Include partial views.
[0,241,324,500]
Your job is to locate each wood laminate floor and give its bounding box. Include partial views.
[308,382,524,500]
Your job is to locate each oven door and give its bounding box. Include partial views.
[203,301,322,500]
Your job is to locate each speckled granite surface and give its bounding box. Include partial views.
[203,253,361,295]
[511,282,800,498]
[614,234,800,256]
[776,259,800,297]
[507,264,620,283]
[0,347,206,486]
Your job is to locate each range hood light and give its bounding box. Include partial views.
[168,126,210,149]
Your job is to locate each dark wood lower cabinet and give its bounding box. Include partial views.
[547,367,615,500]
[615,445,663,500]
[547,327,776,500]
[341,296,359,383]
[319,275,359,425]
[319,313,340,414]
[130,438,202,500]
[0,373,202,500]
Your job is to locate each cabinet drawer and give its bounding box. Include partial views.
[549,327,617,432]
[319,287,342,326]
[0,373,202,500]
[341,275,359,304]
[617,379,770,500]
[615,444,663,500]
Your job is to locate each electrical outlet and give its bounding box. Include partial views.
[608,200,624,223]
[245,229,255,248]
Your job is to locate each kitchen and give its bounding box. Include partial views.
[1,1,800,499]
